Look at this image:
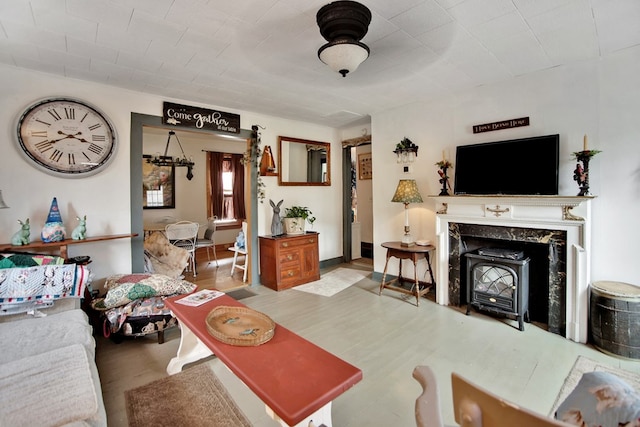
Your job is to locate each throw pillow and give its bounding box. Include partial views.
[101,274,196,309]
[555,371,640,427]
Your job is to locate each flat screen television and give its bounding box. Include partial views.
[453,134,559,195]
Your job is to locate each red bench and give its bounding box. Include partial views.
[166,294,362,426]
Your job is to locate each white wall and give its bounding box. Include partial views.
[371,45,640,287]
[259,127,341,262]
[0,65,342,282]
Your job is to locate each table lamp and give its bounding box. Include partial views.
[391,179,423,247]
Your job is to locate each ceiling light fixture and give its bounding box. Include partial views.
[147,131,195,180]
[316,1,372,77]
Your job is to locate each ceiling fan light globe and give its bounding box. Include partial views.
[318,40,369,77]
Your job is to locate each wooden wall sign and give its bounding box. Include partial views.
[472,117,530,134]
[163,102,240,134]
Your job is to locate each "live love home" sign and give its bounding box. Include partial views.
[473,117,530,134]
[162,102,240,134]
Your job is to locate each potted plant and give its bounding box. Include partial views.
[282,206,316,235]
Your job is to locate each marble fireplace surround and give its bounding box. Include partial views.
[432,195,594,343]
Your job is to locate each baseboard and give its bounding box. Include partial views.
[320,257,343,269]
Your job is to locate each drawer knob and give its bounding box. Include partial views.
[282,242,289,247]
[286,254,293,261]
[308,239,314,243]
[287,271,294,277]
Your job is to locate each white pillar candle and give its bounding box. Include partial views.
[583,134,588,151]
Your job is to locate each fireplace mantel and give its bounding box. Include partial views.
[430,195,594,343]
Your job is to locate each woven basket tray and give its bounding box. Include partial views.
[206,306,276,346]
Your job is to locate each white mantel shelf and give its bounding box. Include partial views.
[428,195,595,206]
[431,195,594,343]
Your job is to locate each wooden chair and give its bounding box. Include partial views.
[228,221,248,282]
[165,221,199,277]
[413,366,573,427]
[195,216,218,267]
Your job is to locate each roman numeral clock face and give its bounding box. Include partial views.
[17,98,117,177]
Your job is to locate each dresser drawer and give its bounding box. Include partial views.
[278,236,317,249]
[278,250,300,265]
[280,266,301,283]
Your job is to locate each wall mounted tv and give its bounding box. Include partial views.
[453,134,559,195]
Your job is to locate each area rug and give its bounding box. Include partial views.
[125,363,251,427]
[293,267,368,297]
[226,288,257,300]
[549,355,640,416]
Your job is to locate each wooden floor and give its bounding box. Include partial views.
[95,254,640,426]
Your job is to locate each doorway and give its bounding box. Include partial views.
[129,113,259,284]
[141,126,245,241]
[342,139,372,265]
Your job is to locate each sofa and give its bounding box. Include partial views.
[0,254,106,426]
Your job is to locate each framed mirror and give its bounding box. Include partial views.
[278,136,331,186]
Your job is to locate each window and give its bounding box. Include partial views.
[222,158,234,220]
[207,152,245,223]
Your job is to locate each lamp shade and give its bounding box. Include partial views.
[391,179,423,204]
[318,40,369,77]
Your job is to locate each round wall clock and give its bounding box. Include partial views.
[17,97,117,177]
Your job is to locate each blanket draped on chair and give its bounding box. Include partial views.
[144,231,189,278]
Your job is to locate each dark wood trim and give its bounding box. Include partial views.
[342,146,352,263]
[215,220,243,231]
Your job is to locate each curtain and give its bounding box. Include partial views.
[231,153,246,220]
[208,152,224,218]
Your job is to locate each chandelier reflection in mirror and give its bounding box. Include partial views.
[147,131,195,180]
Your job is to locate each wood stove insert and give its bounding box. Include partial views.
[465,248,530,331]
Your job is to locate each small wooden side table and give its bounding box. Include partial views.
[379,241,436,306]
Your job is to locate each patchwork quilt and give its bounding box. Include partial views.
[0,264,90,314]
[0,253,65,269]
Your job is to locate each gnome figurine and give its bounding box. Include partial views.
[41,197,66,242]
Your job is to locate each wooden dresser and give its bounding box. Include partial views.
[259,232,320,291]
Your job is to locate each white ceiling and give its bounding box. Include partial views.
[1,0,639,128]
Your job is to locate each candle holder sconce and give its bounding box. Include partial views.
[572,150,601,196]
[435,160,453,196]
[394,137,419,164]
